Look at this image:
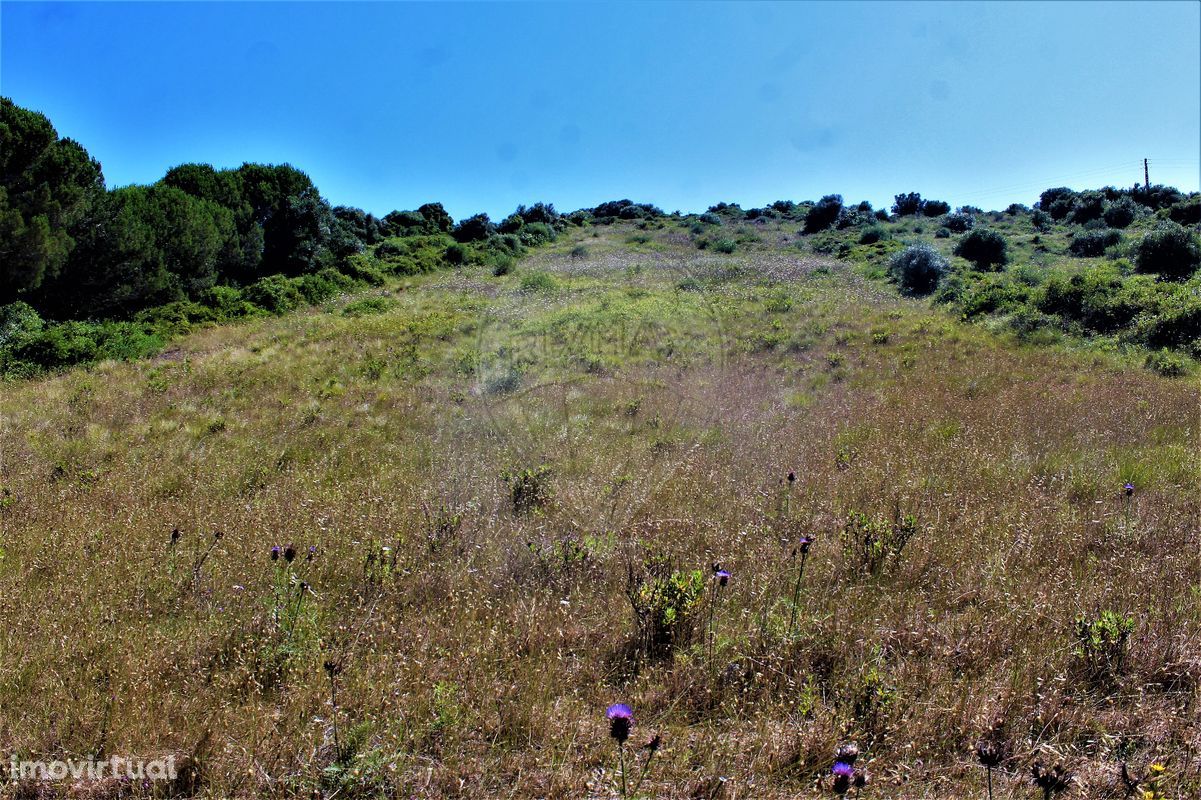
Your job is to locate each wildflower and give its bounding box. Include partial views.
[1032,761,1072,798]
[787,471,796,484]
[835,742,860,765]
[715,569,730,587]
[975,741,1001,768]
[645,734,661,753]
[307,545,317,561]
[853,769,868,789]
[284,544,296,563]
[323,659,342,677]
[798,534,813,555]
[270,545,281,561]
[170,528,181,546]
[607,703,633,744]
[832,761,855,794]
[1124,482,1134,497]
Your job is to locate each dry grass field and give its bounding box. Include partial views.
[1,221,1198,798]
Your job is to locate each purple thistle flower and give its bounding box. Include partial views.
[1124,482,1134,497]
[798,535,814,555]
[270,545,281,561]
[715,569,730,587]
[307,545,317,561]
[284,544,296,563]
[832,761,854,794]
[606,703,633,744]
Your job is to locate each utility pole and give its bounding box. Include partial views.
[1144,158,1150,191]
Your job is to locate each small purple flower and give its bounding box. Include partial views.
[798,535,814,555]
[832,761,854,794]
[606,703,633,744]
[1124,482,1134,498]
[715,569,730,587]
[307,545,317,561]
[284,544,296,563]
[270,545,281,561]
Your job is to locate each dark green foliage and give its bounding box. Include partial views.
[1068,228,1122,257]
[892,192,925,216]
[1102,198,1140,229]
[592,199,663,222]
[518,222,557,247]
[1166,194,1200,225]
[262,189,336,275]
[1031,210,1052,231]
[1144,349,1190,377]
[954,228,1008,269]
[452,213,495,243]
[803,194,843,233]
[1006,203,1030,215]
[498,213,524,234]
[934,227,951,239]
[712,238,736,254]
[888,243,949,295]
[859,225,890,244]
[1037,266,1141,333]
[444,243,469,264]
[1135,221,1201,280]
[516,202,559,225]
[1,97,105,296]
[417,202,454,233]
[1038,187,1077,221]
[944,212,974,233]
[244,274,305,314]
[922,200,950,217]
[1131,183,1183,211]
[1067,191,1105,225]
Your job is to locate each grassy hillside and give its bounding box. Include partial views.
[1,221,1198,798]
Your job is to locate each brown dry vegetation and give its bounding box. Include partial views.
[0,222,1198,799]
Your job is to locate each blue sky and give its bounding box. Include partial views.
[2,1,1198,220]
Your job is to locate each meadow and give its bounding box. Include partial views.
[1,217,1198,799]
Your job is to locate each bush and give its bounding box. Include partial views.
[1145,348,1190,377]
[490,254,516,276]
[859,225,890,244]
[944,212,974,233]
[1039,187,1077,221]
[1166,194,1200,225]
[444,243,469,265]
[518,222,557,247]
[1102,197,1140,228]
[244,274,304,314]
[954,228,1008,270]
[1067,191,1105,225]
[1006,203,1030,215]
[892,192,924,216]
[712,238,737,254]
[452,213,495,243]
[518,270,557,293]
[698,212,721,225]
[1067,228,1122,257]
[922,200,951,217]
[803,195,843,233]
[888,243,949,295]
[934,227,951,239]
[1031,209,1052,231]
[1135,221,1201,280]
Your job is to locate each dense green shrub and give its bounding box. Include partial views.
[1039,187,1077,221]
[934,227,951,239]
[712,238,737,254]
[1135,221,1201,280]
[1031,210,1052,231]
[1067,191,1105,225]
[452,213,495,243]
[922,200,951,217]
[1038,266,1141,333]
[1068,228,1122,257]
[1006,203,1030,215]
[518,222,557,247]
[859,225,890,244]
[1166,194,1201,225]
[944,212,974,233]
[444,243,469,265]
[888,243,949,295]
[1102,198,1140,228]
[954,228,1008,269]
[803,194,843,233]
[244,274,304,314]
[1144,349,1190,377]
[892,192,924,216]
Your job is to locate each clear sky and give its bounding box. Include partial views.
[2,1,1198,220]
